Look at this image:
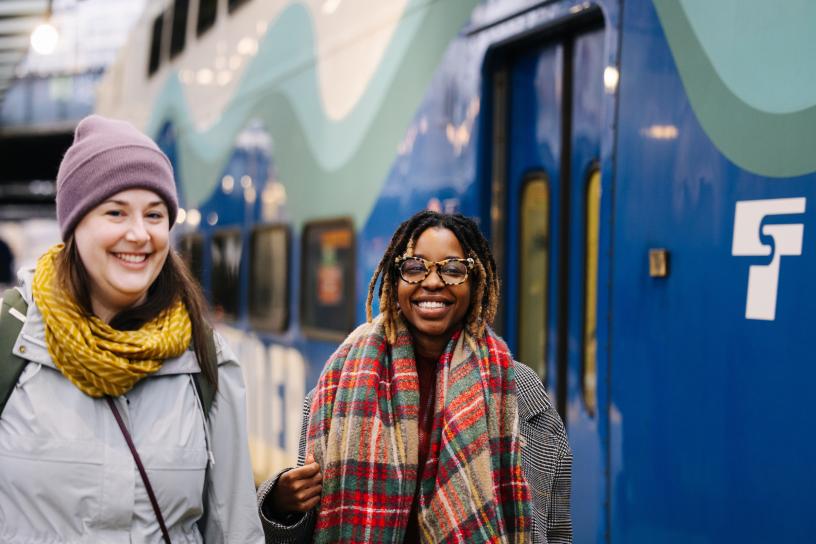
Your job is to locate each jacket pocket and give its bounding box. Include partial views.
[0,436,104,536]
[140,445,209,528]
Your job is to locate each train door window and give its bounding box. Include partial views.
[228,0,251,14]
[487,15,607,543]
[582,167,601,416]
[249,225,289,332]
[147,13,164,76]
[177,232,204,285]
[196,0,217,36]
[300,218,355,339]
[518,174,550,381]
[210,229,242,320]
[170,0,189,59]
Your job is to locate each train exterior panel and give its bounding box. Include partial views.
[96,0,816,541]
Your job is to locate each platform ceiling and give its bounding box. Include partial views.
[0,0,49,104]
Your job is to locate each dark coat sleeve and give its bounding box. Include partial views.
[514,361,573,544]
[257,392,316,544]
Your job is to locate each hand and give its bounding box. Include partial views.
[270,454,323,514]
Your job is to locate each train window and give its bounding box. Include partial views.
[249,225,289,332]
[147,13,164,77]
[210,229,242,320]
[583,168,601,416]
[300,218,356,339]
[196,0,217,36]
[518,174,550,381]
[169,0,189,59]
[228,0,251,14]
[176,232,204,285]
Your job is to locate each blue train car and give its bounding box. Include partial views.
[97,0,816,541]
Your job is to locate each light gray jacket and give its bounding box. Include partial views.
[0,270,264,543]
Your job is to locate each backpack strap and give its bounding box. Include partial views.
[193,327,218,535]
[0,288,29,417]
[192,328,217,419]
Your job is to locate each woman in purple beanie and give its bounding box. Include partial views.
[0,115,264,543]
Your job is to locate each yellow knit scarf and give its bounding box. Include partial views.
[32,244,192,397]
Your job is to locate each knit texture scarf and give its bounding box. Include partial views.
[31,244,191,397]
[308,316,532,543]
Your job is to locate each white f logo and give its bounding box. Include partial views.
[732,198,806,320]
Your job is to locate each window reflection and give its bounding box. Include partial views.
[518,175,550,381]
[249,226,289,332]
[211,229,242,319]
[301,219,356,339]
[583,169,601,416]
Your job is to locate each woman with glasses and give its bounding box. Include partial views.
[257,211,572,543]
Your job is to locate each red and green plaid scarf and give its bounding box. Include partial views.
[307,316,532,543]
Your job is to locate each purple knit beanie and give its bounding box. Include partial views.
[56,115,178,240]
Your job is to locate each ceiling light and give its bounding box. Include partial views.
[31,22,58,55]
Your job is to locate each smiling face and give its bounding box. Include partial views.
[397,227,472,358]
[72,188,170,322]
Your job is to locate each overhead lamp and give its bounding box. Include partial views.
[603,66,619,93]
[322,0,342,15]
[31,0,59,55]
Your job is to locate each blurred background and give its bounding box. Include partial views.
[0,0,143,273]
[1,1,814,542]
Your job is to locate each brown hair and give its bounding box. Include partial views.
[365,211,500,344]
[57,237,217,389]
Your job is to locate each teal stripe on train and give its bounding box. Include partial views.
[146,0,479,229]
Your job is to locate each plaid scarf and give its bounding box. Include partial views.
[308,316,532,543]
[32,244,191,397]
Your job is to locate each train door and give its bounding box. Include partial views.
[488,20,608,544]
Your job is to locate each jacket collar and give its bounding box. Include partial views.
[513,360,554,422]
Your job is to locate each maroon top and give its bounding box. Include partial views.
[403,354,437,543]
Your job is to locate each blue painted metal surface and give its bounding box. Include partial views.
[609,0,816,542]
[500,21,610,543]
[565,28,606,544]
[506,42,564,402]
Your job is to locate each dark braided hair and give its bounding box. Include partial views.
[366,211,500,344]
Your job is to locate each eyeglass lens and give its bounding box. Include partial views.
[399,258,468,284]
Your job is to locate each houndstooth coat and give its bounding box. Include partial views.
[257,361,572,544]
